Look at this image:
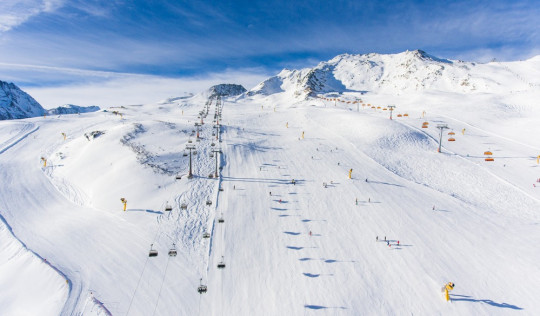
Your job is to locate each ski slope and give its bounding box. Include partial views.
[1,84,539,315]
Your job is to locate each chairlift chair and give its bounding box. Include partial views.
[198,278,208,294]
[217,256,226,269]
[206,200,212,206]
[149,244,158,257]
[168,244,177,257]
[175,174,182,180]
[448,138,456,142]
[208,174,214,178]
[181,203,187,210]
[218,216,224,223]
[203,232,210,238]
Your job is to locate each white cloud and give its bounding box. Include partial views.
[14,66,270,109]
[0,0,63,32]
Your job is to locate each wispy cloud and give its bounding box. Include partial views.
[2,62,269,108]
[0,0,64,32]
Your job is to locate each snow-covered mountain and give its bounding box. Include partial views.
[47,104,100,115]
[208,83,246,98]
[0,80,46,120]
[1,51,540,315]
[249,50,540,98]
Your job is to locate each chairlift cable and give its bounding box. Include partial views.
[125,255,150,316]
[152,255,171,316]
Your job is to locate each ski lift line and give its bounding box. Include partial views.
[125,256,150,316]
[436,112,540,152]
[152,255,172,316]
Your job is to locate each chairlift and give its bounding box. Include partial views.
[181,203,187,210]
[208,174,214,178]
[168,243,177,257]
[397,114,403,117]
[175,174,182,180]
[448,138,456,142]
[217,256,226,269]
[448,131,455,135]
[206,200,212,206]
[149,244,158,257]
[198,278,208,294]
[485,157,494,161]
[183,151,188,157]
[218,214,224,223]
[211,143,215,146]
[210,153,214,158]
[165,204,172,211]
[484,151,493,155]
[203,232,210,238]
[188,140,192,143]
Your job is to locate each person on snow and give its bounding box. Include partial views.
[376,236,378,241]
[397,240,400,246]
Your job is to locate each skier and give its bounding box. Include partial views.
[387,241,390,246]
[384,236,386,241]
[376,236,378,241]
[397,240,400,246]
[309,231,312,237]
[433,205,435,210]
[355,198,358,205]
[365,178,368,182]
[269,192,272,196]
[233,185,236,190]
[368,198,371,203]
[279,199,282,203]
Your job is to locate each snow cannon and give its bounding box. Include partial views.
[120,198,127,211]
[442,282,455,301]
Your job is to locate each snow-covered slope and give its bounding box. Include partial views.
[250,50,540,98]
[0,80,46,120]
[1,54,540,315]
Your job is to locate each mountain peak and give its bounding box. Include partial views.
[0,80,46,120]
[208,84,247,98]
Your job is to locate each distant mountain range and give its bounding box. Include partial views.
[248,49,540,98]
[2,50,539,120]
[0,80,100,120]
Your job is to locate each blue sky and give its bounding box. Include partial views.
[0,0,539,107]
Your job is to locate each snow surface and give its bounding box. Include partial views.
[1,53,540,315]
